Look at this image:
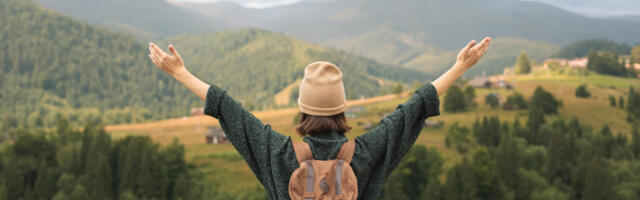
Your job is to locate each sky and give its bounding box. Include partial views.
[177,0,640,17]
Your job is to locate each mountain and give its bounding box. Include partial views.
[34,0,228,40]
[0,0,427,128]
[173,0,637,76]
[175,0,640,48]
[157,29,430,105]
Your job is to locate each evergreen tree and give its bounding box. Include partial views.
[619,95,625,109]
[581,157,616,200]
[472,149,505,200]
[496,135,522,192]
[631,123,640,159]
[485,93,500,108]
[56,174,77,195]
[609,95,617,107]
[575,84,590,98]
[465,86,477,108]
[544,130,577,185]
[527,108,546,139]
[381,145,443,199]
[505,92,528,109]
[587,51,628,77]
[530,86,562,114]
[33,161,59,200]
[52,191,70,200]
[473,116,502,147]
[444,85,468,113]
[443,158,478,200]
[0,183,7,200]
[515,52,531,74]
[70,185,90,200]
[421,179,442,200]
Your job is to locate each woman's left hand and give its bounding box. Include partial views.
[455,37,492,71]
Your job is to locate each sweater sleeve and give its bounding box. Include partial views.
[203,85,288,183]
[354,83,440,178]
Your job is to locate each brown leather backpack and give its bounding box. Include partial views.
[288,140,358,200]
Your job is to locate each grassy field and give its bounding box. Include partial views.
[106,68,638,196]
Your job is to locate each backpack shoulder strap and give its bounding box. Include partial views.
[336,141,356,163]
[292,140,313,163]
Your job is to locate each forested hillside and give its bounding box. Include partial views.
[158,29,429,107]
[0,0,427,129]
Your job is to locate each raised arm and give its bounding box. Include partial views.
[148,42,209,101]
[433,37,491,96]
[147,43,289,184]
[354,37,491,181]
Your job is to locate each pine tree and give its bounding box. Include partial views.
[444,85,468,113]
[619,95,625,109]
[443,158,478,200]
[465,86,477,108]
[472,149,505,200]
[581,157,616,200]
[515,52,532,74]
[0,183,7,200]
[527,108,545,139]
[496,135,522,192]
[33,161,58,200]
[70,185,90,200]
[52,191,70,200]
[631,123,640,159]
[575,84,590,98]
[609,95,617,107]
[485,93,500,108]
[531,86,562,114]
[421,179,442,200]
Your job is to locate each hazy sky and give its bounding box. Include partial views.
[177,0,640,17]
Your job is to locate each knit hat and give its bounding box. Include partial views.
[297,61,347,116]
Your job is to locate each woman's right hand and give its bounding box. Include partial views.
[148,42,186,78]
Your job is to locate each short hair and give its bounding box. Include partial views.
[294,112,352,136]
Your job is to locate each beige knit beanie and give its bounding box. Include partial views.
[297,61,347,116]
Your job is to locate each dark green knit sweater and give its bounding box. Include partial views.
[203,83,440,200]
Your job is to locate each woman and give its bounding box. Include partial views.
[148,37,491,199]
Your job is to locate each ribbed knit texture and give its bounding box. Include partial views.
[204,83,440,200]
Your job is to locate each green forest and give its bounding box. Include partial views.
[0,120,244,200]
[378,86,640,200]
[0,0,426,129]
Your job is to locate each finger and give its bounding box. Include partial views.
[149,54,161,66]
[149,42,169,58]
[150,52,162,63]
[169,44,181,59]
[462,40,477,53]
[478,37,491,50]
[478,37,492,55]
[471,38,489,52]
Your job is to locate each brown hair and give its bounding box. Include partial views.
[295,112,352,136]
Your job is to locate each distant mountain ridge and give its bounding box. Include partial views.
[35,0,228,39]
[174,0,640,48]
